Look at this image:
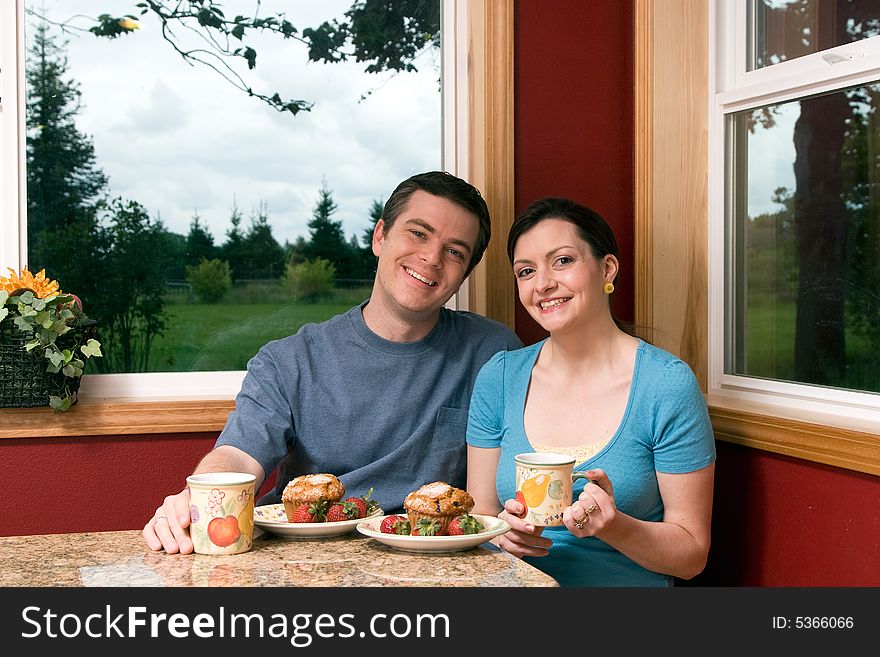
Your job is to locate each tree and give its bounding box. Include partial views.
[302,181,366,279]
[28,0,441,116]
[91,197,170,373]
[185,213,217,266]
[25,21,107,304]
[304,181,348,265]
[240,203,285,279]
[220,202,247,281]
[356,197,383,279]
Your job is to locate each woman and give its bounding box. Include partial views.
[466,197,716,586]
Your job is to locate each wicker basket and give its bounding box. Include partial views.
[0,318,98,408]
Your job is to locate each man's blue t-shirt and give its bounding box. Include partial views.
[216,302,522,513]
[467,339,716,587]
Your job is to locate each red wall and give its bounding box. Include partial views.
[0,433,217,536]
[694,442,880,586]
[515,0,635,346]
[513,0,880,586]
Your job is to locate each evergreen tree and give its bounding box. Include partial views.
[304,181,347,262]
[185,212,216,266]
[361,198,384,248]
[304,180,356,278]
[285,236,308,266]
[220,201,247,281]
[355,198,383,279]
[241,203,285,279]
[25,20,107,301]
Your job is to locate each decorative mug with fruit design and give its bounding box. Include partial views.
[514,453,590,527]
[187,472,256,555]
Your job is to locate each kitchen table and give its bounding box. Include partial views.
[0,528,558,587]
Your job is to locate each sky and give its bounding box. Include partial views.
[29,0,442,246]
[747,103,798,218]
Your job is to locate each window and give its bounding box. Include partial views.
[1,0,473,400]
[712,0,880,428]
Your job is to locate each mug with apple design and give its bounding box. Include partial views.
[514,453,590,527]
[187,472,256,555]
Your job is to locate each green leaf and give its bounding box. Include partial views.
[49,395,73,411]
[0,290,8,305]
[80,339,103,358]
[32,298,47,311]
[19,290,35,304]
[23,338,40,352]
[244,46,257,69]
[0,307,7,323]
[47,350,64,369]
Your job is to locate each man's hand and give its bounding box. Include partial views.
[143,488,194,554]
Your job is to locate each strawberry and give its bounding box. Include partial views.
[448,514,485,535]
[379,515,411,535]
[344,496,368,519]
[411,517,442,536]
[354,486,382,517]
[326,500,360,522]
[290,503,322,523]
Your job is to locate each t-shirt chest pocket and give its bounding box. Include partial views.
[432,406,469,447]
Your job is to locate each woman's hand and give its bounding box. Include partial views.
[493,497,553,558]
[562,468,617,538]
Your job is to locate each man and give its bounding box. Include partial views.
[144,171,522,553]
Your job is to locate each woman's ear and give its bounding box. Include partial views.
[603,254,619,282]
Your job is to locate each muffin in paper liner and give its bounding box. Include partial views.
[281,473,345,521]
[403,481,474,535]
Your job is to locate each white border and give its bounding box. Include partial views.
[709,0,880,429]
[3,0,467,400]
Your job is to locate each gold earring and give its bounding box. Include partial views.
[603,282,615,295]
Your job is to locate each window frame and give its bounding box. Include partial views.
[708,0,880,431]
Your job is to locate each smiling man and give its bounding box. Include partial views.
[143,171,522,554]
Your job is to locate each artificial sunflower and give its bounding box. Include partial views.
[0,267,62,298]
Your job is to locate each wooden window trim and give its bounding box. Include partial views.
[635,0,879,477]
[0,2,515,441]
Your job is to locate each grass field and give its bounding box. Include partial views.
[147,287,371,371]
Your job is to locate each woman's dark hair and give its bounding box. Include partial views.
[381,171,491,276]
[508,197,642,338]
[507,197,619,271]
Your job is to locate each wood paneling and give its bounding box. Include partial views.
[467,0,516,329]
[635,0,708,386]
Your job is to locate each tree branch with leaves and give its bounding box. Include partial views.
[26,0,440,116]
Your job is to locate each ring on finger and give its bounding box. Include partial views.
[585,504,599,515]
[574,514,590,529]
[154,515,168,524]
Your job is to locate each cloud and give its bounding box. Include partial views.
[36,0,441,245]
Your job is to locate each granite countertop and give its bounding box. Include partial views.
[0,529,558,587]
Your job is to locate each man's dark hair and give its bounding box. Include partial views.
[381,171,491,275]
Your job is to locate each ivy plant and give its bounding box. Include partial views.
[0,289,103,411]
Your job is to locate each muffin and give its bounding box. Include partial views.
[403,481,474,535]
[282,473,345,521]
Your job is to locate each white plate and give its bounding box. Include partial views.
[356,513,510,553]
[254,503,383,537]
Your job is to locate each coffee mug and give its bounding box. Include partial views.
[514,452,590,527]
[187,472,256,555]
